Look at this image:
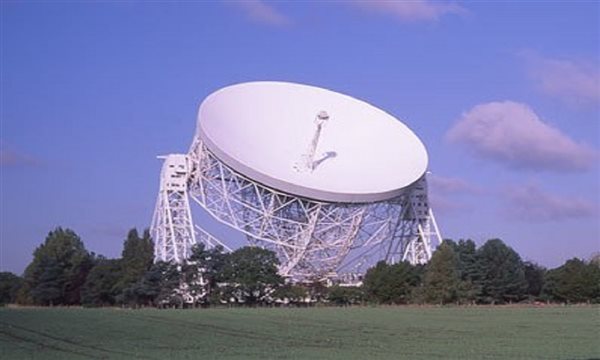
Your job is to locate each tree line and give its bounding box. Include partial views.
[0,227,598,307]
[362,240,599,306]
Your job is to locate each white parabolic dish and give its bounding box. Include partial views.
[197,81,428,203]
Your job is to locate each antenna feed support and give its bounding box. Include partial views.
[315,110,329,125]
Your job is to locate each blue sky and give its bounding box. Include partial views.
[1,1,598,274]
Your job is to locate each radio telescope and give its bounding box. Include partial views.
[151,81,442,281]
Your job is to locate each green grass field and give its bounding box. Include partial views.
[0,306,598,359]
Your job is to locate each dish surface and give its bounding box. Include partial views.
[197,81,428,203]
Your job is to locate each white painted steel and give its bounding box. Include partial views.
[151,154,197,263]
[186,140,441,279]
[197,81,428,203]
[151,82,442,281]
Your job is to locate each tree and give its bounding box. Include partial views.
[587,261,600,303]
[0,272,23,305]
[476,239,527,304]
[449,240,480,281]
[327,286,364,306]
[220,247,283,305]
[143,261,181,307]
[29,258,63,306]
[81,258,122,307]
[589,253,600,268]
[116,228,154,301]
[363,261,419,304]
[305,279,329,303]
[183,243,227,305]
[542,258,600,303]
[22,228,93,305]
[523,261,545,300]
[422,242,461,304]
[447,239,481,303]
[122,261,181,307]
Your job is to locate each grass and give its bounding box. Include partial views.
[0,306,598,359]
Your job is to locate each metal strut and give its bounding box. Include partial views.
[151,154,197,263]
[400,177,443,265]
[150,151,442,276]
[294,110,329,173]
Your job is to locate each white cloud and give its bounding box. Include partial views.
[427,175,480,215]
[521,51,600,105]
[235,0,291,27]
[446,101,597,171]
[428,192,464,214]
[351,0,467,22]
[230,1,465,27]
[428,174,481,195]
[504,183,597,222]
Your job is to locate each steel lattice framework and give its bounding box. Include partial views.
[152,140,441,281]
[151,82,442,282]
[151,155,196,263]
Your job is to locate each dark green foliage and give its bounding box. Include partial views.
[29,259,63,305]
[145,261,182,307]
[15,226,600,308]
[183,243,227,305]
[589,253,600,267]
[305,279,329,303]
[117,229,154,288]
[447,239,481,303]
[542,258,600,303]
[449,239,480,282]
[0,272,23,305]
[589,263,600,303]
[21,228,93,305]
[476,239,527,304]
[123,261,181,307]
[220,247,283,304]
[116,228,154,303]
[523,261,546,299]
[327,286,364,306]
[363,261,419,304]
[422,242,461,304]
[81,258,122,307]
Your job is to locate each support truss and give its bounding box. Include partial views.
[399,178,444,265]
[151,140,442,280]
[178,140,442,281]
[151,154,197,263]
